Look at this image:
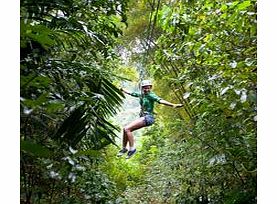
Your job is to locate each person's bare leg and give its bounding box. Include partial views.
[117,130,129,157]
[122,131,128,148]
[124,117,146,148]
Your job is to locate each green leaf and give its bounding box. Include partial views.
[21,140,52,158]
[221,4,228,11]
[46,102,64,113]
[75,150,101,157]
[237,1,251,11]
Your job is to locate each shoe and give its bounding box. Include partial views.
[126,149,136,159]
[117,148,128,157]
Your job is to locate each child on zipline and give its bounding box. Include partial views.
[118,80,183,159]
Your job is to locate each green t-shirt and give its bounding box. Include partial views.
[130,91,162,114]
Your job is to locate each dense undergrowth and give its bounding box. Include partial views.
[20,0,256,203]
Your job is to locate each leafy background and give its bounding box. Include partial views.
[20,0,256,203]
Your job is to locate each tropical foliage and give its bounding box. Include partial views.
[118,0,257,203]
[20,0,256,203]
[20,0,128,202]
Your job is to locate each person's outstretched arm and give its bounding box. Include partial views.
[159,99,183,108]
[120,88,131,95]
[120,88,140,97]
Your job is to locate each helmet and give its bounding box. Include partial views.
[141,80,152,87]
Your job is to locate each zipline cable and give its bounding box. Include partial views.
[139,0,161,82]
